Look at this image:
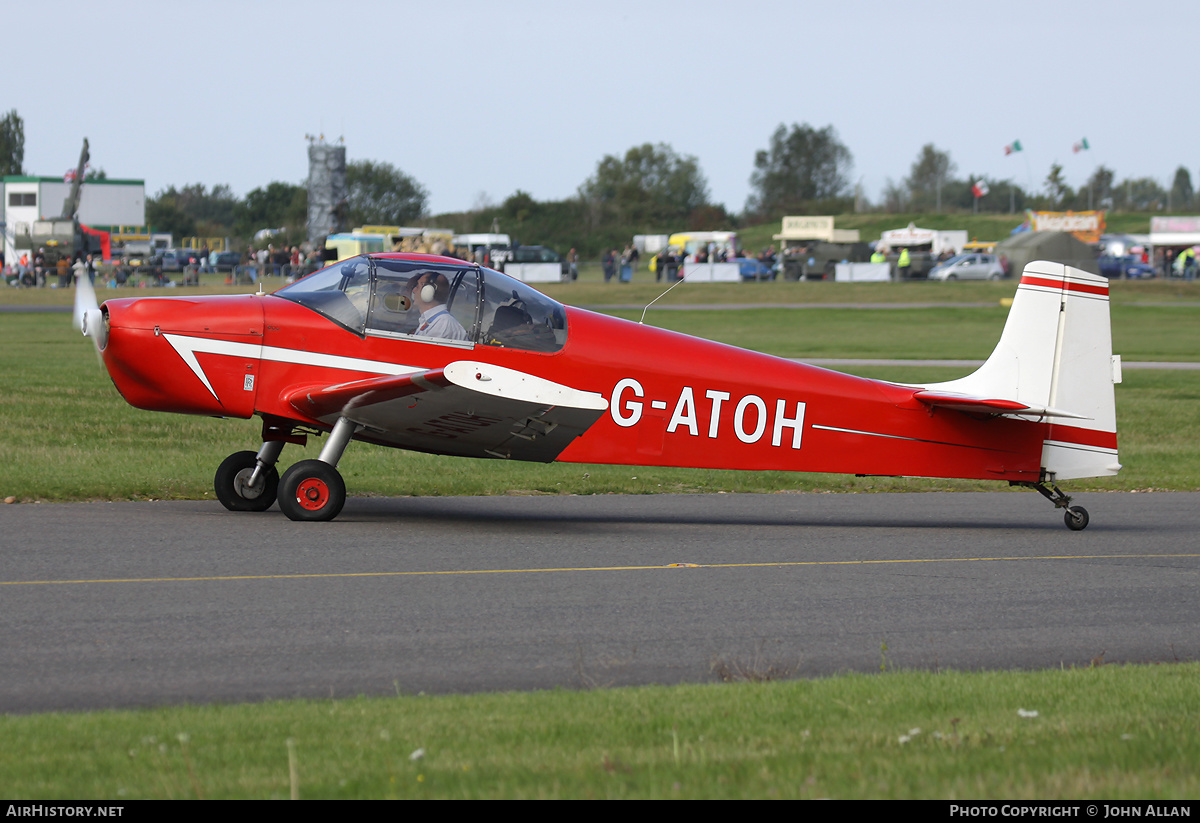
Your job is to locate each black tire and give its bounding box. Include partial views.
[278,459,346,522]
[1064,506,1089,531]
[214,450,279,512]
[946,274,958,281]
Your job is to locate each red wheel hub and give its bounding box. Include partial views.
[295,477,329,511]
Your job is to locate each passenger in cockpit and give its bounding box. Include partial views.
[407,272,469,342]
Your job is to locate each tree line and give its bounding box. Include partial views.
[2,108,1196,259]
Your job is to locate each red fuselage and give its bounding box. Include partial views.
[100,288,1047,483]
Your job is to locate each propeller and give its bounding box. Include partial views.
[72,269,107,356]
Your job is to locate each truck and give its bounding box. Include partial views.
[877,223,969,280]
[772,216,870,280]
[27,139,109,279]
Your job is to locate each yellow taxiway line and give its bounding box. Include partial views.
[2,554,1198,587]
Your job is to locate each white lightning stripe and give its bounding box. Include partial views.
[163,334,421,401]
[1042,439,1119,455]
[810,424,923,443]
[257,344,420,376]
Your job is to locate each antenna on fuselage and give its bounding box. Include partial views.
[639,269,689,325]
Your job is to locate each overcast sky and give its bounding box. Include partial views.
[10,0,1197,216]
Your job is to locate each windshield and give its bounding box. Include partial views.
[276,255,568,352]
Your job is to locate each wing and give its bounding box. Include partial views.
[913,390,1090,420]
[283,360,609,462]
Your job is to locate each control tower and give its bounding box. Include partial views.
[306,139,346,245]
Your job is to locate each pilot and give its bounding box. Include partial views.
[407,272,469,341]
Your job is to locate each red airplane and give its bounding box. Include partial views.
[76,254,1120,528]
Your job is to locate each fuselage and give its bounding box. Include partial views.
[98,258,1049,484]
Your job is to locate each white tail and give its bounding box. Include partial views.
[923,261,1121,480]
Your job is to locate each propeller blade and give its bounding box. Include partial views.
[72,271,105,353]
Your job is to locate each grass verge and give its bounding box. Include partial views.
[2,664,1196,799]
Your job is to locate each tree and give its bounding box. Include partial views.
[1113,177,1166,212]
[501,190,536,229]
[1080,165,1115,210]
[880,177,908,212]
[1044,163,1073,207]
[234,181,307,238]
[746,123,852,216]
[0,109,24,176]
[146,189,197,239]
[1171,166,1193,210]
[345,160,428,226]
[579,142,710,227]
[904,144,957,211]
[148,183,241,239]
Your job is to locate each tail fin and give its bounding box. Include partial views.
[925,261,1121,480]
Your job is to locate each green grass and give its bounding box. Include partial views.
[3,297,1198,800]
[2,664,1198,799]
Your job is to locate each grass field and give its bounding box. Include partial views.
[2,281,1197,800]
[3,664,1198,799]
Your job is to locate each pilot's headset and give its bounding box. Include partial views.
[408,272,447,305]
[420,278,438,303]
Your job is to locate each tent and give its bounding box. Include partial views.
[995,231,1098,278]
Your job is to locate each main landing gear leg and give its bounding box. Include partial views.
[1018,480,1090,531]
[278,417,359,522]
[214,439,284,512]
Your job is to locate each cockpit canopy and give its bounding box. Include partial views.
[274,255,567,353]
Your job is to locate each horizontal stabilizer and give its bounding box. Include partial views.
[911,261,1119,480]
[913,390,1090,420]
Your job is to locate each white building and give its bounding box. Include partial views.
[2,176,145,263]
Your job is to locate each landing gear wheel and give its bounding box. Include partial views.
[1064,506,1089,531]
[278,459,346,522]
[214,450,279,512]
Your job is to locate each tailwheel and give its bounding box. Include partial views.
[1016,480,1091,531]
[215,450,279,512]
[1064,506,1089,531]
[278,459,346,522]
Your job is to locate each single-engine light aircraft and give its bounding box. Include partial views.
[76,254,1120,528]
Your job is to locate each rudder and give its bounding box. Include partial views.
[923,261,1121,480]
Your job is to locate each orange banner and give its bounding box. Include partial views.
[1029,210,1106,243]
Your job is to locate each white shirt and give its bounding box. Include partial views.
[416,306,469,341]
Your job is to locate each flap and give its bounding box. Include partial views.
[281,361,609,462]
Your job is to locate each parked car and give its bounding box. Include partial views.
[495,245,566,276]
[738,258,775,281]
[929,253,1005,281]
[510,245,562,264]
[158,249,204,272]
[1098,254,1154,279]
[211,251,242,272]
